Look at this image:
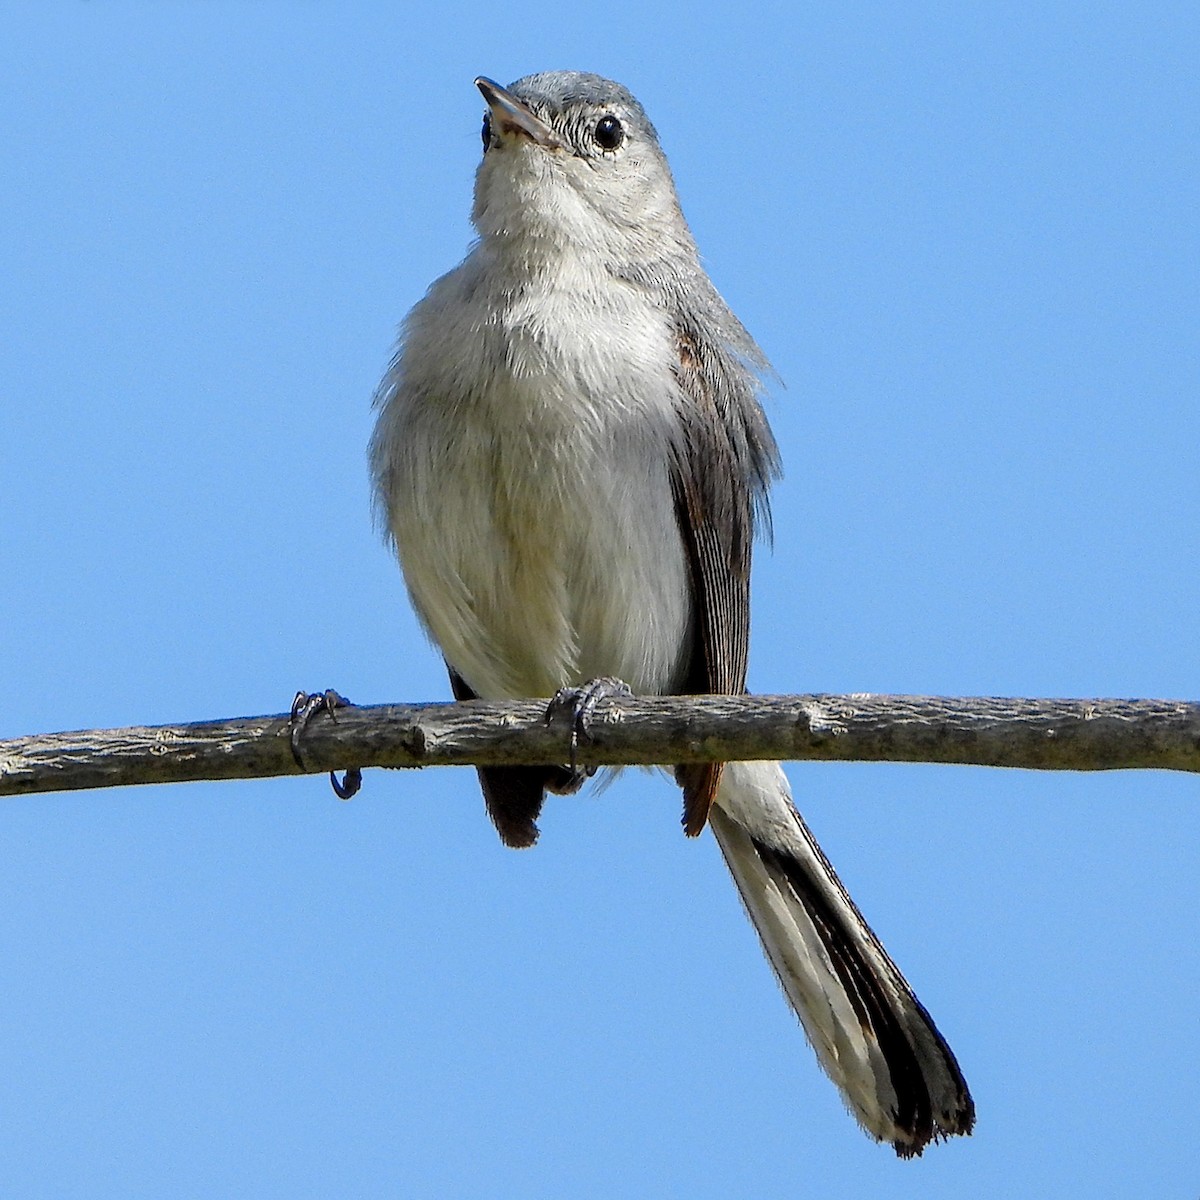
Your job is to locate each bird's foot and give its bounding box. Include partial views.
[289,689,363,800]
[545,676,633,776]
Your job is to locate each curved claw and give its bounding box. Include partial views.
[331,766,363,800]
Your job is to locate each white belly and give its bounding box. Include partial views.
[374,256,693,700]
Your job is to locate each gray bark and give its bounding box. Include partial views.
[2,693,1197,798]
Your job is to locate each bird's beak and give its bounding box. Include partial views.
[476,76,567,150]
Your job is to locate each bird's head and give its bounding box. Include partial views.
[471,71,693,267]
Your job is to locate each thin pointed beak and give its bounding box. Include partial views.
[476,76,566,150]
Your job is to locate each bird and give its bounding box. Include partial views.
[369,70,975,1156]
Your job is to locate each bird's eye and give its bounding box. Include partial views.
[481,112,492,151]
[594,114,624,151]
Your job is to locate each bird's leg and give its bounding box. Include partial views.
[288,689,363,800]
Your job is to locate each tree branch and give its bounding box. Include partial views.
[2,693,1197,799]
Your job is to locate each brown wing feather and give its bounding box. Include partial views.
[448,667,579,848]
[671,330,755,836]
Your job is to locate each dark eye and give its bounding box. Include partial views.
[481,112,492,151]
[594,114,624,151]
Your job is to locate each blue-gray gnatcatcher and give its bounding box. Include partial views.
[371,71,974,1156]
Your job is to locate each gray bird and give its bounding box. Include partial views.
[371,71,974,1156]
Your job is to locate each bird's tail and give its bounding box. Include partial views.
[709,761,975,1157]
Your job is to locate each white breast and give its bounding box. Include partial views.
[372,249,694,701]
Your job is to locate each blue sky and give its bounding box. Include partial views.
[4,3,1198,1196]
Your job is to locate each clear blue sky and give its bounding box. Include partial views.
[4,3,1198,1196]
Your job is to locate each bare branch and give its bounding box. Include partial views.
[2,693,1198,799]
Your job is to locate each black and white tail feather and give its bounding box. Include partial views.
[711,761,975,1157]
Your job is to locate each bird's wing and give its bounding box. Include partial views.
[447,666,580,848]
[669,327,757,835]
